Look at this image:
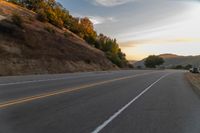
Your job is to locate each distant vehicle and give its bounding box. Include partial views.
[189,68,199,73]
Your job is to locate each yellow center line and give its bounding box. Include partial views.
[0,71,160,109]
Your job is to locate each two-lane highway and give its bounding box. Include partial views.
[0,70,200,133]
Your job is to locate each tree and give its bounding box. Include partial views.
[172,65,183,69]
[184,64,192,70]
[79,17,97,45]
[144,55,164,68]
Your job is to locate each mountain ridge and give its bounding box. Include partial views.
[134,54,200,68]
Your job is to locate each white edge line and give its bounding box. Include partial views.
[0,72,157,86]
[91,73,170,133]
[0,73,110,86]
[0,77,68,86]
[0,72,115,86]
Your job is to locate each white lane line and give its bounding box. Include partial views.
[92,73,169,133]
[0,73,114,86]
[0,77,70,86]
[0,71,155,86]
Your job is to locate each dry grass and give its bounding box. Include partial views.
[185,73,200,95]
[0,0,35,18]
[0,1,117,76]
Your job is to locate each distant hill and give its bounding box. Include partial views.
[134,54,200,68]
[0,1,117,76]
[159,54,180,59]
[128,60,138,64]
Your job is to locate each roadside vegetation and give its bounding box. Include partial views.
[7,0,128,67]
[11,13,23,27]
[186,73,200,95]
[144,55,164,68]
[171,64,192,70]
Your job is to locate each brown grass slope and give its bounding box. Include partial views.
[0,1,117,76]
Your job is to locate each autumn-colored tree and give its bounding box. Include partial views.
[95,34,128,67]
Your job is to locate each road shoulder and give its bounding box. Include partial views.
[185,72,200,96]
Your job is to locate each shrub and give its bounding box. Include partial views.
[137,66,142,69]
[64,32,70,37]
[51,18,63,28]
[11,13,23,27]
[28,16,34,22]
[37,10,48,22]
[44,26,55,34]
[85,59,92,64]
[45,9,63,28]
[128,64,134,68]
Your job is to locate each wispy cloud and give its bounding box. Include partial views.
[92,0,134,7]
[91,0,196,7]
[120,38,200,48]
[71,13,117,25]
[89,16,117,25]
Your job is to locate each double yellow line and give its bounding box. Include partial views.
[0,71,159,109]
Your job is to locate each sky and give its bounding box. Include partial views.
[57,0,200,60]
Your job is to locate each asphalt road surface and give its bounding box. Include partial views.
[0,70,200,133]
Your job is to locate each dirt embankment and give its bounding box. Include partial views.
[185,73,200,95]
[0,1,117,76]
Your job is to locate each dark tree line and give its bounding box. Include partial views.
[7,0,128,67]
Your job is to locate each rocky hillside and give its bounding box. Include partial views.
[0,1,117,76]
[134,54,200,68]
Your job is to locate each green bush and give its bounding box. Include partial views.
[144,55,164,68]
[11,13,23,27]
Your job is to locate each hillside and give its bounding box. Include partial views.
[128,60,138,64]
[134,54,200,68]
[0,1,118,76]
[159,54,180,59]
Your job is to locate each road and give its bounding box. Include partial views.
[0,70,200,133]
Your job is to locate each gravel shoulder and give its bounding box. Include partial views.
[185,72,200,96]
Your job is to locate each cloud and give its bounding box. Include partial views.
[89,16,117,25]
[92,0,134,7]
[120,38,200,48]
[71,13,117,25]
[91,0,196,7]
